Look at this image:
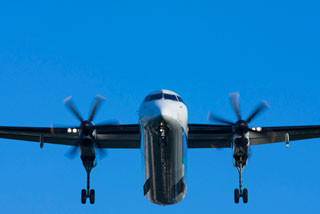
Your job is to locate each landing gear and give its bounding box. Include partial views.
[234,188,248,204]
[80,155,96,204]
[89,189,95,204]
[234,189,240,203]
[81,189,87,204]
[81,189,95,204]
[234,161,248,204]
[243,188,248,203]
[80,171,96,204]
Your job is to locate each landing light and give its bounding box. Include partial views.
[252,127,262,132]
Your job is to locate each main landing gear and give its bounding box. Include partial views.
[81,155,96,204]
[81,171,95,204]
[234,162,248,204]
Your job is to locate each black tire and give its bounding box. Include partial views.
[89,189,95,204]
[243,188,248,203]
[234,189,240,204]
[81,189,87,204]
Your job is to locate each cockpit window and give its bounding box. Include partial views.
[163,93,178,101]
[177,96,184,103]
[147,93,163,101]
[144,93,184,103]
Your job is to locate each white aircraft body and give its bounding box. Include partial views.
[139,90,188,204]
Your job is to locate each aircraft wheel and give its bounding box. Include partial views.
[89,189,95,204]
[234,189,240,204]
[243,188,248,203]
[81,189,87,204]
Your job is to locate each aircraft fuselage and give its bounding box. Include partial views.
[139,90,188,205]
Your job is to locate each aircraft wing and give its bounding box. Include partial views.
[249,125,320,146]
[0,124,141,148]
[187,124,233,148]
[187,124,320,148]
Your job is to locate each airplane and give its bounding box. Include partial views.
[0,89,320,205]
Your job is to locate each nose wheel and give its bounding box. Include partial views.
[81,170,95,204]
[234,163,248,204]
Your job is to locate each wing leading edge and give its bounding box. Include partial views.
[188,124,320,148]
[0,124,141,148]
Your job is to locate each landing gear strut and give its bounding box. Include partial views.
[81,156,96,204]
[81,171,95,204]
[234,162,248,204]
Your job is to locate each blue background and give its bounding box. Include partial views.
[0,0,319,213]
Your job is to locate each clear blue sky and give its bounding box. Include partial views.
[0,0,319,213]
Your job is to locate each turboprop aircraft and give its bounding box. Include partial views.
[0,89,319,205]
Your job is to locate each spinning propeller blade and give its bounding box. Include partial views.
[230,92,241,120]
[93,139,108,159]
[89,95,106,122]
[66,145,80,159]
[64,96,84,122]
[246,101,270,123]
[207,112,235,125]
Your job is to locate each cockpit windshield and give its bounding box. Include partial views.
[163,93,178,101]
[177,96,184,103]
[144,93,184,103]
[145,93,163,102]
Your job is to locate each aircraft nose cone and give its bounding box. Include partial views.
[154,102,175,118]
[139,98,183,123]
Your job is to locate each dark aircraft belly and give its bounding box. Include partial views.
[143,116,186,205]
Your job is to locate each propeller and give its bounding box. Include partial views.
[230,92,241,121]
[208,92,270,135]
[64,95,108,159]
